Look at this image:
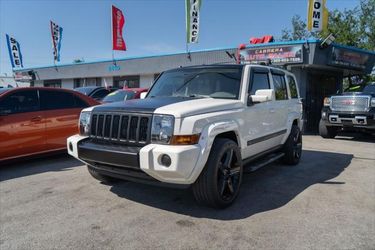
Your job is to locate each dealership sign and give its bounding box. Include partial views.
[329,47,369,70]
[239,45,303,65]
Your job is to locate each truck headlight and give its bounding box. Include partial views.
[151,115,174,144]
[371,98,375,107]
[79,111,91,136]
[323,97,331,107]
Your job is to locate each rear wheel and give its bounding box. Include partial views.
[282,125,302,165]
[87,165,117,184]
[319,119,338,139]
[192,138,243,208]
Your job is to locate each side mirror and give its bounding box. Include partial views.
[140,92,148,99]
[247,89,274,106]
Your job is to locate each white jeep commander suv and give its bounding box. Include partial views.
[67,64,303,208]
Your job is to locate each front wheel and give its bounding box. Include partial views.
[192,138,243,208]
[319,119,338,138]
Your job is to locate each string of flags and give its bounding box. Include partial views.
[5,0,330,71]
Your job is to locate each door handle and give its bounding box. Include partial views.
[269,108,275,113]
[31,116,42,122]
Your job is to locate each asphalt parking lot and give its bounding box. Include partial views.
[0,134,374,250]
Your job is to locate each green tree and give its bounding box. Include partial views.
[281,15,312,41]
[281,0,374,51]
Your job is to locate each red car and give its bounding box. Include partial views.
[101,88,148,103]
[0,87,99,163]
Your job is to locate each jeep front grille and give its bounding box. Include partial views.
[331,96,369,112]
[90,112,152,146]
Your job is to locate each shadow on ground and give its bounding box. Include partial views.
[0,154,81,181]
[335,132,375,143]
[109,149,353,220]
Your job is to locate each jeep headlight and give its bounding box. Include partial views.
[151,115,174,144]
[79,111,91,136]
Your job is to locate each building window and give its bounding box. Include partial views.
[43,79,62,88]
[113,75,140,88]
[73,78,101,88]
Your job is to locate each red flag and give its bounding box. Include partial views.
[112,5,126,51]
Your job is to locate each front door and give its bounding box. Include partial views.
[0,89,46,160]
[242,67,276,159]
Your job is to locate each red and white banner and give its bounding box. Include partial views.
[112,5,126,51]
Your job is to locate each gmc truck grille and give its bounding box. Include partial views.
[331,96,369,112]
[90,112,152,145]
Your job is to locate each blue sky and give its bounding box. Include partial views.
[0,0,359,75]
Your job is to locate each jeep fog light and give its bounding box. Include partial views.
[160,154,172,167]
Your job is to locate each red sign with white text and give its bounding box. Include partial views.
[112,5,126,51]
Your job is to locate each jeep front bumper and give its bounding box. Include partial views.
[67,135,208,186]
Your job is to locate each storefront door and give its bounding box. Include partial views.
[305,72,341,132]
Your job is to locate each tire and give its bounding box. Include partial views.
[319,119,338,139]
[282,125,302,165]
[87,165,117,184]
[192,138,243,208]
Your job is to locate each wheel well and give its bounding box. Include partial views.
[215,131,239,145]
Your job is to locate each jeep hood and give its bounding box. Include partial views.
[92,97,243,117]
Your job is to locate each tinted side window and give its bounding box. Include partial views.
[0,90,39,114]
[287,76,298,99]
[91,89,109,99]
[40,90,87,110]
[250,72,270,95]
[272,74,288,100]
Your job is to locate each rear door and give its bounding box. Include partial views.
[39,90,89,150]
[0,89,46,160]
[269,70,289,144]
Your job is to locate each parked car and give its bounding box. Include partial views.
[101,88,148,103]
[74,86,118,101]
[67,65,302,208]
[0,87,99,162]
[319,83,375,138]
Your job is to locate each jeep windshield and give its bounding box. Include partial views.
[147,66,243,100]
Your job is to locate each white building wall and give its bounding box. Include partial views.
[62,79,74,89]
[140,74,155,88]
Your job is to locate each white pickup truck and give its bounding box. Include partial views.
[67,64,303,208]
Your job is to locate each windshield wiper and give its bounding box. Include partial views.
[189,94,211,98]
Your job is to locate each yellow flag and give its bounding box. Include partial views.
[308,0,328,32]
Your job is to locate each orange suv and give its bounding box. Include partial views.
[0,87,99,163]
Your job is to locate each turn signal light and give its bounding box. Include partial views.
[170,134,200,145]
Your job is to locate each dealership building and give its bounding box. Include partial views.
[15,39,375,132]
